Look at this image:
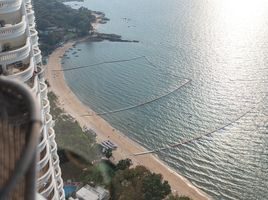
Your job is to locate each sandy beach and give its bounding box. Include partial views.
[45,33,211,200]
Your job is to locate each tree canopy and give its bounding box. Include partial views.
[116,158,132,170]
[110,165,171,200]
[32,0,96,55]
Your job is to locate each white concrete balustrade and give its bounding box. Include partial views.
[8,56,34,82]
[0,0,22,14]
[0,37,30,65]
[26,6,35,24]
[33,46,42,64]
[30,28,39,45]
[0,16,26,40]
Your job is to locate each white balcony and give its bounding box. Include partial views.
[8,56,34,82]
[42,98,50,114]
[37,144,50,171]
[57,179,63,190]
[37,162,53,188]
[53,154,60,168]
[40,178,55,198]
[30,28,39,46]
[0,0,22,14]
[0,16,26,40]
[54,165,61,180]
[40,81,47,99]
[0,37,30,65]
[26,6,35,25]
[31,75,38,94]
[48,128,55,142]
[45,113,53,128]
[59,189,65,200]
[33,46,42,64]
[50,140,57,155]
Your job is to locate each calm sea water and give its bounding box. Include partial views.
[63,0,268,199]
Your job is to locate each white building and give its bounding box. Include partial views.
[0,0,65,199]
[75,185,109,200]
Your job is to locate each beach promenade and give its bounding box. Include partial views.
[45,41,210,200]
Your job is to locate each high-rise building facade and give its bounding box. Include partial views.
[0,0,65,199]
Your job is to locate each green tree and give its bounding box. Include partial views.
[142,173,171,200]
[104,148,112,159]
[116,158,132,170]
[110,166,171,200]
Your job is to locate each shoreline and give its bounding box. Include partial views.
[45,33,210,200]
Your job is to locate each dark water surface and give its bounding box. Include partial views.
[63,0,268,199]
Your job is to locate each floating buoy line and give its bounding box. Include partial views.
[81,78,191,116]
[55,53,267,154]
[133,97,266,156]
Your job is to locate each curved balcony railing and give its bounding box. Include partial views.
[50,140,57,155]
[37,65,45,79]
[45,113,53,129]
[0,16,26,40]
[40,82,47,99]
[8,56,34,82]
[59,189,65,200]
[53,155,60,169]
[57,179,63,190]
[26,7,35,25]
[42,98,50,114]
[33,46,42,64]
[30,28,39,46]
[40,177,55,198]
[54,165,61,180]
[38,132,47,154]
[0,37,30,65]
[30,75,38,94]
[37,162,53,188]
[37,144,50,171]
[0,0,22,14]
[48,128,55,142]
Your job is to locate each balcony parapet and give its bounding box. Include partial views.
[37,143,50,171]
[50,140,57,155]
[0,37,30,65]
[54,164,61,180]
[8,56,34,82]
[45,113,53,129]
[0,16,26,40]
[48,128,55,141]
[26,7,35,25]
[42,98,50,114]
[32,75,38,94]
[57,179,63,190]
[33,46,42,64]
[59,188,65,200]
[0,0,22,14]
[37,65,45,79]
[30,28,39,46]
[40,81,47,99]
[37,163,53,189]
[40,177,55,198]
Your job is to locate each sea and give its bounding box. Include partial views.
[62,0,268,199]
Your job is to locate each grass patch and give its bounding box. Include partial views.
[48,91,102,162]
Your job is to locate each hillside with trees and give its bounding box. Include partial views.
[32,0,96,55]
